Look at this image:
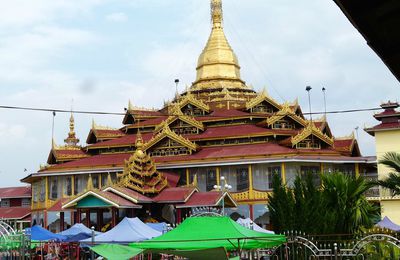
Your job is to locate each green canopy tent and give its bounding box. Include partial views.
[130,216,286,257]
[91,244,143,260]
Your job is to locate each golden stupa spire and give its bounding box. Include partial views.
[211,0,223,28]
[64,112,80,147]
[192,0,245,90]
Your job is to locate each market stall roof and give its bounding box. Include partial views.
[91,244,144,260]
[84,217,161,243]
[146,223,167,233]
[130,216,286,252]
[59,223,101,236]
[376,216,400,232]
[30,225,67,241]
[236,218,274,234]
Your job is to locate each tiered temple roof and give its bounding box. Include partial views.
[28,0,368,177]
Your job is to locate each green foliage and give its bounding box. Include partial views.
[267,172,380,235]
[377,152,400,196]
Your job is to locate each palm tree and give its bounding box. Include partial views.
[321,173,380,234]
[377,152,400,196]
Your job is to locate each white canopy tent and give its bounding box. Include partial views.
[236,218,275,234]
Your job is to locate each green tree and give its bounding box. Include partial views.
[321,173,380,234]
[377,152,400,196]
[268,172,379,235]
[267,173,294,233]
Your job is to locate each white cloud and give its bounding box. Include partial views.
[106,12,128,22]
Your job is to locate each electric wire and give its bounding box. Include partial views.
[0,104,383,117]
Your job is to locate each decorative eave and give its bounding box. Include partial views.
[142,125,198,152]
[154,115,205,133]
[291,123,334,147]
[62,190,141,209]
[245,89,281,111]
[177,91,210,113]
[266,102,308,127]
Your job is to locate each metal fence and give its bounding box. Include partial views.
[269,230,400,259]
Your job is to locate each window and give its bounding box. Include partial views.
[225,204,250,220]
[221,166,249,192]
[296,138,321,149]
[22,198,31,207]
[74,175,87,195]
[1,199,10,208]
[49,177,61,200]
[236,168,249,192]
[189,167,217,192]
[253,164,281,191]
[64,176,72,196]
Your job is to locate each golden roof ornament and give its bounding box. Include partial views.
[64,113,80,147]
[86,174,94,191]
[192,0,245,90]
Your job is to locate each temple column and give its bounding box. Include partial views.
[281,163,286,184]
[86,209,90,228]
[111,208,117,228]
[248,165,254,200]
[60,211,65,232]
[186,168,190,186]
[216,167,220,186]
[320,163,324,174]
[97,209,102,231]
[176,208,182,224]
[76,209,81,223]
[355,163,360,177]
[249,205,254,220]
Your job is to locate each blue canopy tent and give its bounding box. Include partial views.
[64,233,92,242]
[146,222,168,233]
[59,223,102,236]
[376,216,400,232]
[83,217,161,243]
[30,225,67,241]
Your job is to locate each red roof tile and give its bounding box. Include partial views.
[43,153,132,172]
[48,198,69,211]
[104,187,153,203]
[334,139,354,149]
[128,116,168,127]
[185,124,295,140]
[162,171,181,187]
[178,191,220,207]
[43,141,347,172]
[0,186,31,199]
[88,132,153,149]
[0,207,30,220]
[54,149,87,157]
[154,187,197,203]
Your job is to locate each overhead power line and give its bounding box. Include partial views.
[0,104,382,117]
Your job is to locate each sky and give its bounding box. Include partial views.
[0,0,399,187]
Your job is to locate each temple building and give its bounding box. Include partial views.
[22,0,374,232]
[365,101,400,223]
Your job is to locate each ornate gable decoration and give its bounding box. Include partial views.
[154,113,204,133]
[291,123,334,147]
[118,134,168,194]
[266,102,308,127]
[142,125,198,152]
[246,89,281,111]
[177,91,210,113]
[334,132,356,152]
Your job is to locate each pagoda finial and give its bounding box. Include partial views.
[64,112,79,147]
[192,174,198,187]
[92,118,96,129]
[211,0,223,28]
[128,100,134,110]
[86,174,94,190]
[136,130,144,149]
